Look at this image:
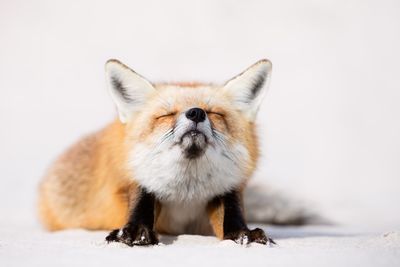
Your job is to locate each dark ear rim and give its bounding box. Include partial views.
[105,59,155,87]
[104,59,156,123]
[223,59,272,87]
[222,59,273,121]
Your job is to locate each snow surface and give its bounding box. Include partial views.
[1,224,399,267]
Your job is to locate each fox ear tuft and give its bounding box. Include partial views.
[105,59,156,123]
[223,59,272,121]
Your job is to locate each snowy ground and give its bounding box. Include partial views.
[1,224,399,267]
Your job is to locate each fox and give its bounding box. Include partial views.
[38,59,280,246]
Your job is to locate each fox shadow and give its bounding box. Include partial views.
[158,224,360,245]
[261,225,361,239]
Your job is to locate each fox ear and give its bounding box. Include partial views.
[223,59,272,121]
[105,59,156,123]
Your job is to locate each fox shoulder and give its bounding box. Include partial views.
[38,121,133,230]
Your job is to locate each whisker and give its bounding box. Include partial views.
[212,129,241,163]
[146,128,174,156]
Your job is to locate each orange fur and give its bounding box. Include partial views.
[38,121,132,230]
[207,198,225,239]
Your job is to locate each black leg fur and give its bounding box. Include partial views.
[221,190,275,245]
[106,187,158,246]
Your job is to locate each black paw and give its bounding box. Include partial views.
[106,224,159,246]
[224,228,276,245]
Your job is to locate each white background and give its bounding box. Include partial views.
[0,0,399,228]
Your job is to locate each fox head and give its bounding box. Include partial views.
[105,59,272,202]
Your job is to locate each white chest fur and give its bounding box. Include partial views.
[128,142,249,203]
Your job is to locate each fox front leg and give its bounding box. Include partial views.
[106,187,158,246]
[208,190,275,245]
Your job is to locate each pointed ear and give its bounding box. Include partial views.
[105,59,156,123]
[223,59,272,121]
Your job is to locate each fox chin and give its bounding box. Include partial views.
[38,59,276,246]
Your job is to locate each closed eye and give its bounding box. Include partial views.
[206,111,228,131]
[156,112,176,119]
[206,111,224,117]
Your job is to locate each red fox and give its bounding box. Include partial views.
[38,59,276,246]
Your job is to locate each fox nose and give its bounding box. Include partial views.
[185,107,206,123]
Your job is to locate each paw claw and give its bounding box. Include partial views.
[105,229,120,243]
[105,225,158,246]
[234,233,250,245]
[268,237,277,245]
[225,228,275,246]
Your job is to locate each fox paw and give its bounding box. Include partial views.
[224,228,276,245]
[106,224,159,246]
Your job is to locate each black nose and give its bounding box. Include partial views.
[185,107,206,123]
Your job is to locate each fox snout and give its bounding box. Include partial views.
[185,107,206,123]
[174,107,212,159]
